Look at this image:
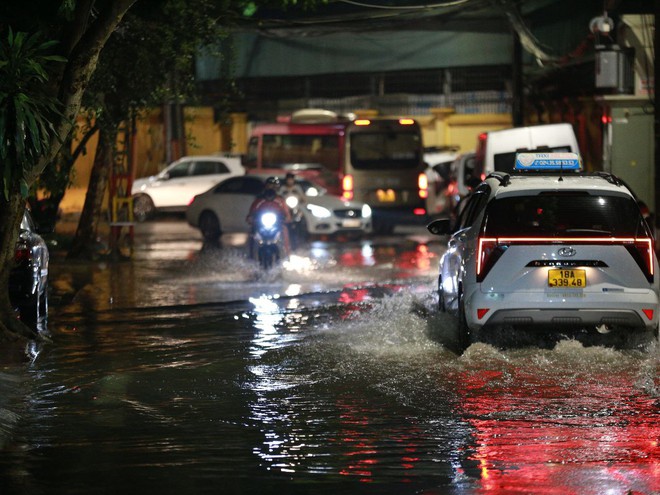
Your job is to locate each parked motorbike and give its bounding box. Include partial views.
[253,209,284,269]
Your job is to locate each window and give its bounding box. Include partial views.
[167,162,190,178]
[215,177,264,195]
[350,131,421,170]
[262,134,340,171]
[192,161,229,176]
[455,186,490,231]
[483,193,645,237]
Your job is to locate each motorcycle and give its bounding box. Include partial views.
[253,209,284,269]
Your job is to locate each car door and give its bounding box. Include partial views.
[150,160,193,208]
[187,160,232,202]
[441,188,489,313]
[212,177,265,233]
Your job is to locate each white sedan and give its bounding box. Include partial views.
[186,175,372,243]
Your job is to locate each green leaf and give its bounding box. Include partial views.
[19,178,29,198]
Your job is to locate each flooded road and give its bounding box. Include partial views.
[1,219,658,494]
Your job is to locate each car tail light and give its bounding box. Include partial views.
[342,174,354,200]
[625,237,655,282]
[475,132,487,164]
[398,118,415,125]
[477,308,490,319]
[642,309,655,320]
[418,173,428,199]
[413,208,426,216]
[477,236,656,284]
[476,237,503,282]
[15,245,31,263]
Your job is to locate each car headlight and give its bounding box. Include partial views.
[306,204,332,218]
[361,204,372,218]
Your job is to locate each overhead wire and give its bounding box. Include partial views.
[336,0,472,9]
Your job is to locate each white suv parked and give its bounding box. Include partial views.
[132,154,245,221]
[428,153,659,351]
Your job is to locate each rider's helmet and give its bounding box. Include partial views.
[265,176,280,188]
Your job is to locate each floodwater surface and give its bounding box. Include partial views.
[0,228,658,495]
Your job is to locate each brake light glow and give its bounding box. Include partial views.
[413,208,426,216]
[354,119,371,126]
[342,174,354,200]
[14,246,31,263]
[418,173,428,199]
[477,308,490,320]
[399,118,415,125]
[477,236,655,283]
[477,237,498,280]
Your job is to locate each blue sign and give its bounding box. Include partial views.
[514,152,582,171]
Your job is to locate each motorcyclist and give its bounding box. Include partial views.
[246,177,292,258]
[279,172,307,248]
[279,172,307,206]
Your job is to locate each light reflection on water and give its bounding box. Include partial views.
[0,288,658,494]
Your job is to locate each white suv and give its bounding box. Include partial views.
[132,154,245,221]
[428,153,659,351]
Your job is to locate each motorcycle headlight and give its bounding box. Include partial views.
[260,212,278,228]
[285,196,299,209]
[306,204,332,219]
[361,204,372,218]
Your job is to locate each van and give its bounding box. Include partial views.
[470,123,579,184]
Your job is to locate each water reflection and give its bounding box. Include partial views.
[457,342,660,494]
[3,228,659,495]
[244,292,660,493]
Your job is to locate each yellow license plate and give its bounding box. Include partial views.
[376,189,396,202]
[548,269,586,288]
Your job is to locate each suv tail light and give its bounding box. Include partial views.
[477,237,505,282]
[477,236,656,284]
[626,238,655,282]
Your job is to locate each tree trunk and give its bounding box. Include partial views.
[0,190,38,342]
[67,128,112,259]
[0,0,136,342]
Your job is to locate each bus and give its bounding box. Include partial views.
[244,109,429,233]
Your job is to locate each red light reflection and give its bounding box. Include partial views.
[457,365,660,494]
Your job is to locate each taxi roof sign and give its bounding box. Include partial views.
[515,152,582,172]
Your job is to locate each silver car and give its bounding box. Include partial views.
[10,209,49,334]
[427,153,660,351]
[186,175,372,243]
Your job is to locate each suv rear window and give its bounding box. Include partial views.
[483,193,646,237]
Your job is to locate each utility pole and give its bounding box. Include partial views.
[512,31,524,127]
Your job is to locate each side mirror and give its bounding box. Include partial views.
[427,218,451,236]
